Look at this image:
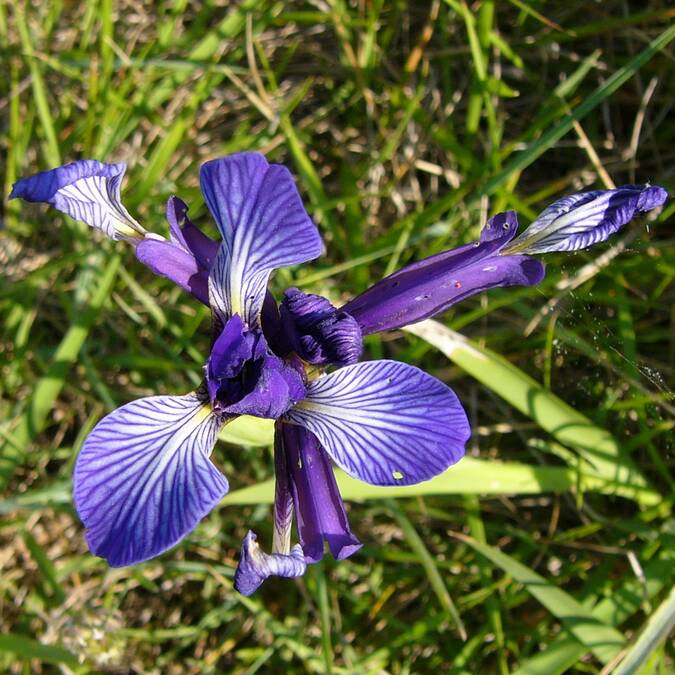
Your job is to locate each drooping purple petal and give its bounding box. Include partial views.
[135,238,210,305]
[10,160,144,240]
[285,360,470,486]
[272,428,295,555]
[280,288,363,366]
[280,422,362,563]
[503,184,668,254]
[200,153,323,327]
[73,394,227,567]
[343,212,544,334]
[234,531,306,596]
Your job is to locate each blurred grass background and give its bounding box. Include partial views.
[1,1,674,672]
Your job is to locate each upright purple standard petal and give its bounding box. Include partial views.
[280,422,361,563]
[285,360,470,486]
[343,212,545,334]
[74,394,228,567]
[10,160,144,240]
[234,531,306,596]
[200,153,324,327]
[503,184,668,254]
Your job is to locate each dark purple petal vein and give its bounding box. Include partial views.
[73,394,227,567]
[200,153,323,327]
[285,360,470,486]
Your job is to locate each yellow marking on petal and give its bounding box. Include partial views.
[193,400,215,424]
[230,287,243,317]
[114,218,146,239]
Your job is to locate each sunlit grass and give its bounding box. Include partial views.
[1,1,673,672]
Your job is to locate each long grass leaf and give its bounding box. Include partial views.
[0,633,79,666]
[405,320,656,504]
[455,533,626,664]
[613,587,675,675]
[220,455,657,506]
[388,500,467,640]
[514,549,674,674]
[480,23,675,196]
[0,256,120,488]
[12,4,61,166]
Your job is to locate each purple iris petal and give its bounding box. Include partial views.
[200,153,323,327]
[280,288,363,366]
[166,196,219,269]
[207,314,259,402]
[503,184,668,254]
[73,394,227,567]
[342,212,545,334]
[260,290,284,353]
[234,531,306,596]
[285,360,470,486]
[207,315,306,419]
[135,196,220,305]
[280,422,362,563]
[10,160,144,240]
[225,350,306,419]
[135,238,210,305]
[272,428,295,554]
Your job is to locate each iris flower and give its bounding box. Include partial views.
[10,155,666,594]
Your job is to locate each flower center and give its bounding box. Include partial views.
[206,314,305,419]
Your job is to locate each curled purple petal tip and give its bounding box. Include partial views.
[503,183,668,255]
[234,531,307,596]
[637,185,668,212]
[10,160,144,240]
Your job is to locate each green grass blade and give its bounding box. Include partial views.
[12,3,61,166]
[220,455,657,506]
[407,21,675,229]
[456,533,626,664]
[464,495,507,673]
[514,547,675,674]
[1,450,658,515]
[614,587,675,675]
[309,565,334,675]
[388,500,467,640]
[480,22,675,197]
[21,530,67,604]
[0,255,120,489]
[405,320,656,504]
[0,633,79,667]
